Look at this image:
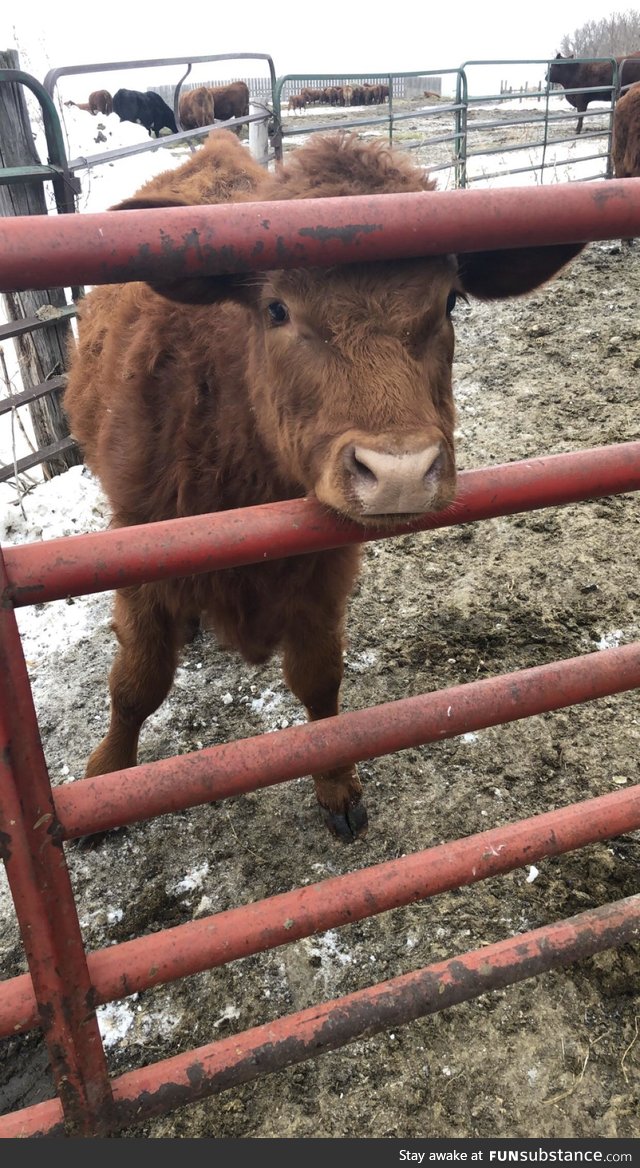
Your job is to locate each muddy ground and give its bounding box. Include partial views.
[1,111,639,1139]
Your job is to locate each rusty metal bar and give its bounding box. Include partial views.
[43,640,640,840]
[0,556,114,1135]
[4,443,640,608]
[2,178,640,291]
[2,895,638,1137]
[1,782,639,1039]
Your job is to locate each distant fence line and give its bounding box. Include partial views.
[499,79,545,98]
[152,74,442,105]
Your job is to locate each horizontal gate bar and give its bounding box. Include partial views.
[4,443,640,608]
[1,782,639,1039]
[49,641,640,839]
[0,374,66,418]
[1,178,640,291]
[0,307,76,343]
[3,895,639,1137]
[0,436,79,485]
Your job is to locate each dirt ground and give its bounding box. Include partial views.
[1,110,639,1139]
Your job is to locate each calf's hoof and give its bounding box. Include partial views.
[321,798,368,842]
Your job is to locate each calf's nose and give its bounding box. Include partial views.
[347,443,443,515]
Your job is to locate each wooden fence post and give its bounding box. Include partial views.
[0,49,82,480]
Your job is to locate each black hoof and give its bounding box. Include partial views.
[321,799,368,842]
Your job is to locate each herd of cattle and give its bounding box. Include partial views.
[287,83,390,111]
[65,57,640,183]
[65,81,249,136]
[66,80,389,126]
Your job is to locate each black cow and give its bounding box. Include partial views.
[112,89,178,137]
[547,52,640,133]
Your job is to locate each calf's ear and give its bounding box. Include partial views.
[458,243,584,299]
[110,195,259,306]
[145,273,260,307]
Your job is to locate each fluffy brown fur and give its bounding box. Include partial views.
[612,82,640,177]
[65,129,584,842]
[115,130,264,208]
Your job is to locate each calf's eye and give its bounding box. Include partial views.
[446,290,457,317]
[267,301,290,325]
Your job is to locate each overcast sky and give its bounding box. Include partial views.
[1,0,632,88]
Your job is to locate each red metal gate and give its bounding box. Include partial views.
[1,182,639,1138]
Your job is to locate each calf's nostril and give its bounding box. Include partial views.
[352,453,378,487]
[424,452,443,481]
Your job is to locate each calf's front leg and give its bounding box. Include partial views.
[282,606,367,843]
[85,586,181,779]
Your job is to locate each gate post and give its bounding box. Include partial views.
[0,549,114,1134]
[249,101,270,166]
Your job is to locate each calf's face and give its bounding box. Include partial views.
[246,257,459,525]
[150,242,582,528]
[137,198,583,529]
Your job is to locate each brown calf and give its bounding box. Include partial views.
[64,130,583,842]
[288,93,306,113]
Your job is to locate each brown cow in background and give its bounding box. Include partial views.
[179,86,215,129]
[300,86,323,105]
[179,82,250,129]
[65,89,113,115]
[64,129,583,843]
[322,86,338,105]
[209,81,249,121]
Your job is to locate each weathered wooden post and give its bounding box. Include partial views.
[0,48,82,479]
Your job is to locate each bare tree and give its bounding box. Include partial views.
[560,9,640,57]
